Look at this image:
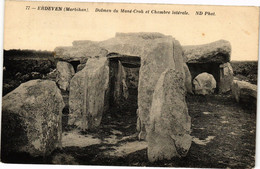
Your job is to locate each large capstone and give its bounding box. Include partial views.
[193,72,217,95]
[98,32,168,56]
[147,69,191,162]
[219,62,234,93]
[54,41,108,62]
[183,40,231,64]
[1,80,64,157]
[69,57,109,130]
[56,61,75,91]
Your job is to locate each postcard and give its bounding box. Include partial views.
[1,0,259,168]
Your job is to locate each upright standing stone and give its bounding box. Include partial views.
[232,80,257,103]
[114,60,129,107]
[183,63,193,94]
[138,37,176,139]
[69,57,109,130]
[183,40,231,64]
[54,41,108,62]
[56,61,75,91]
[1,80,64,157]
[124,66,140,89]
[148,69,191,162]
[219,62,233,93]
[172,39,184,73]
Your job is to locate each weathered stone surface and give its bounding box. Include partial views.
[183,40,231,63]
[56,61,75,91]
[124,66,140,89]
[55,33,185,141]
[147,69,191,162]
[79,57,88,64]
[183,63,193,94]
[99,32,169,57]
[219,62,234,93]
[69,57,109,130]
[54,41,108,62]
[85,33,181,140]
[76,63,86,72]
[137,36,176,139]
[115,32,166,39]
[113,60,129,107]
[172,39,184,73]
[193,72,216,95]
[231,80,257,103]
[1,80,64,157]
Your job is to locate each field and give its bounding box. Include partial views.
[52,94,257,168]
[1,56,258,167]
[3,93,256,168]
[231,61,258,84]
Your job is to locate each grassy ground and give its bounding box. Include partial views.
[2,60,257,167]
[231,61,258,84]
[3,93,256,168]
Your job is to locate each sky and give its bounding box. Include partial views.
[3,0,260,61]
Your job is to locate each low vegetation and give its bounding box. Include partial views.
[3,49,55,95]
[231,61,258,84]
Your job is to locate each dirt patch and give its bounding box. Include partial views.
[103,141,147,157]
[62,130,101,147]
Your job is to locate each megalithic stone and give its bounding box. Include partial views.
[2,80,65,157]
[56,61,75,91]
[69,57,109,130]
[147,69,192,162]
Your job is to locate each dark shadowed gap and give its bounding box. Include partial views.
[69,61,80,72]
[187,62,221,93]
[101,55,141,134]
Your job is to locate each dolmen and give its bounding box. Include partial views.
[54,32,192,162]
[183,40,233,94]
[2,32,236,162]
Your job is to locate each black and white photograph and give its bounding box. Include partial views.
[0,0,259,168]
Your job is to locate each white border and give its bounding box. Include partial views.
[0,1,259,169]
[3,0,260,6]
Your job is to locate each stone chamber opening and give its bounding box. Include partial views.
[187,62,221,93]
[69,61,80,72]
[101,55,141,135]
